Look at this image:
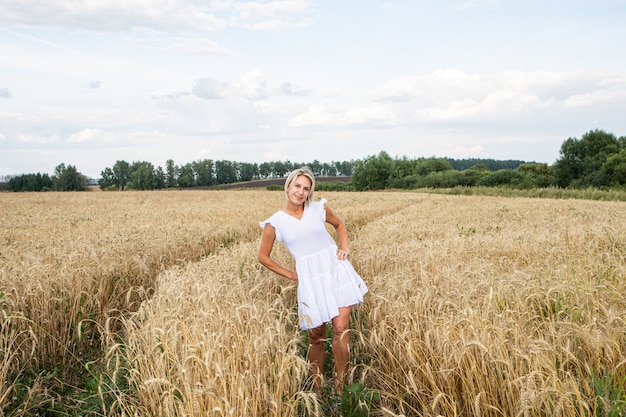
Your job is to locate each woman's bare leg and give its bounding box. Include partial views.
[331,307,352,393]
[308,324,326,393]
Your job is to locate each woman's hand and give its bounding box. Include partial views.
[289,270,298,281]
[336,248,350,261]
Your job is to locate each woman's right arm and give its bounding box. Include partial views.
[258,223,298,281]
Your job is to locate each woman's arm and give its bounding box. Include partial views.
[258,223,298,280]
[324,203,351,260]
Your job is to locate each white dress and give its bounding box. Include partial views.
[260,198,368,330]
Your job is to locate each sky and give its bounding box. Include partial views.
[1,0,626,179]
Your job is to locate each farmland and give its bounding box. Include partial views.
[1,190,625,416]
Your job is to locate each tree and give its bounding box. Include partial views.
[415,157,452,176]
[599,150,626,187]
[178,163,195,188]
[53,163,85,191]
[154,166,166,189]
[165,159,178,188]
[112,160,132,190]
[193,159,214,186]
[516,163,553,188]
[99,167,116,190]
[7,173,53,192]
[215,160,238,184]
[273,161,289,178]
[239,162,258,182]
[553,129,622,188]
[259,162,272,178]
[127,161,156,190]
[351,151,393,191]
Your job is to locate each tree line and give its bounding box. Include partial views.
[4,129,625,192]
[349,130,625,191]
[6,163,86,192]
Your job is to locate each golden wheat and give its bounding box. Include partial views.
[1,191,625,416]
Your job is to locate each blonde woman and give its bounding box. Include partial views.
[258,166,368,394]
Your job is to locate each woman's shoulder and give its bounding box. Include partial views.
[259,210,283,227]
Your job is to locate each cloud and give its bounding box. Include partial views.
[344,103,397,125]
[67,128,112,143]
[192,78,230,99]
[0,87,11,98]
[236,0,315,30]
[89,80,100,89]
[139,36,230,56]
[372,70,626,123]
[287,103,397,127]
[277,82,310,96]
[0,0,317,32]
[19,133,61,144]
[287,104,336,127]
[238,69,270,100]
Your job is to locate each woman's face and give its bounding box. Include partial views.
[287,175,312,206]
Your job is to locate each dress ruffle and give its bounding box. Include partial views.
[295,246,368,330]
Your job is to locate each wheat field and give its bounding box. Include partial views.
[1,190,625,416]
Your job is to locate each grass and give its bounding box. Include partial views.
[1,190,625,416]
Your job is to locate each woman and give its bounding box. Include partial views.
[258,166,368,394]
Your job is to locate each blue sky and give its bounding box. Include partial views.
[1,0,625,178]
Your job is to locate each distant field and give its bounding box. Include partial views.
[1,190,625,416]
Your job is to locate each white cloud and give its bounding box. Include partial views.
[141,36,230,56]
[0,0,316,32]
[238,69,270,100]
[277,82,310,96]
[287,104,337,127]
[67,128,114,143]
[192,78,230,100]
[344,103,397,125]
[371,70,626,123]
[0,87,10,98]
[19,133,61,144]
[236,0,315,30]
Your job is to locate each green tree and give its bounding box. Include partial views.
[193,159,214,186]
[273,161,288,178]
[178,163,195,188]
[415,158,453,176]
[259,162,272,178]
[239,162,258,182]
[351,151,393,191]
[553,130,622,188]
[321,162,338,176]
[99,167,116,190]
[112,160,132,190]
[388,156,416,188]
[516,163,553,188]
[215,160,238,184]
[165,159,178,188]
[600,150,626,187]
[7,173,53,191]
[127,161,156,190]
[154,165,166,189]
[53,163,86,191]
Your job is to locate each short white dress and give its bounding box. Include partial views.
[260,198,368,330]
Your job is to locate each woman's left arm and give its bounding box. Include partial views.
[324,203,350,260]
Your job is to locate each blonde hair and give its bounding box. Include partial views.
[284,166,316,206]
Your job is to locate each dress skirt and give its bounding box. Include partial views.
[295,246,368,330]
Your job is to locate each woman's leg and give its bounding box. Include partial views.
[331,306,352,393]
[308,324,327,393]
